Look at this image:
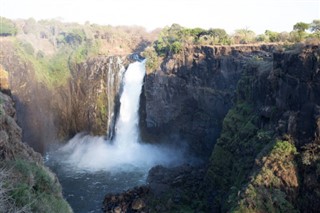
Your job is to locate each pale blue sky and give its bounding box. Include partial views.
[1,0,319,33]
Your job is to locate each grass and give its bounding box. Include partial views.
[0,166,32,213]
[14,39,71,89]
[0,160,72,213]
[13,36,101,90]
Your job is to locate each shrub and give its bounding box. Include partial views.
[0,17,17,36]
[170,41,182,54]
[5,159,72,213]
[233,28,256,44]
[0,66,9,91]
[265,30,280,42]
[19,41,35,55]
[234,139,299,212]
[142,46,159,73]
[207,28,230,44]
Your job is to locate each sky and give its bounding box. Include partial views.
[1,0,319,34]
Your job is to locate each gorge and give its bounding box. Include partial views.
[0,18,320,213]
[45,60,185,212]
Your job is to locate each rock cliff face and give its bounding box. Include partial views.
[0,39,56,153]
[53,56,127,139]
[0,92,41,161]
[206,44,320,212]
[0,39,128,152]
[102,164,207,213]
[140,45,276,156]
[0,90,72,212]
[104,44,320,213]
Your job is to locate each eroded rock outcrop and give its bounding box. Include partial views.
[103,164,206,213]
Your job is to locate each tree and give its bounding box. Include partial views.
[278,32,290,42]
[208,28,229,44]
[265,30,280,42]
[142,46,159,73]
[289,31,301,43]
[234,28,255,44]
[153,24,186,55]
[310,19,320,32]
[293,22,309,41]
[310,19,320,38]
[293,22,309,32]
[256,34,267,42]
[0,17,17,36]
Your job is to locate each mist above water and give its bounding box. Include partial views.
[48,60,185,173]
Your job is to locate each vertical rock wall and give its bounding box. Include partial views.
[0,39,128,152]
[140,45,276,156]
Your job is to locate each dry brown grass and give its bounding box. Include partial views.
[0,167,31,213]
[0,65,9,90]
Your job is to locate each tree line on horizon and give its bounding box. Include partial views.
[1,17,319,44]
[152,20,320,55]
[142,19,319,71]
[1,16,319,73]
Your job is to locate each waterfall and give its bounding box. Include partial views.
[45,59,186,213]
[48,60,184,172]
[114,60,145,147]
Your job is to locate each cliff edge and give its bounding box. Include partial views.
[0,90,72,212]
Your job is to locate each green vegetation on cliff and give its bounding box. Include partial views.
[1,17,153,89]
[0,160,72,213]
[14,39,71,88]
[206,45,320,212]
[0,17,17,36]
[234,139,298,213]
[207,58,298,212]
[206,101,274,211]
[206,60,283,212]
[12,24,105,88]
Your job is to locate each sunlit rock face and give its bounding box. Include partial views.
[60,56,127,138]
[140,45,277,157]
[0,40,128,152]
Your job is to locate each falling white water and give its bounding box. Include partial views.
[114,60,145,147]
[48,60,185,172]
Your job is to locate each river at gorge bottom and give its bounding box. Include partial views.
[45,150,150,213]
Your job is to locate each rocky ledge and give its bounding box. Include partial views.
[103,164,207,213]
